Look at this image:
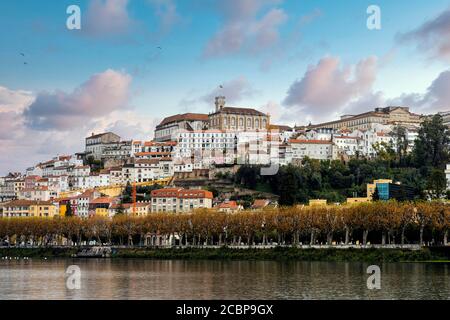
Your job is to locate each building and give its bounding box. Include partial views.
[17,187,54,201]
[367,179,415,201]
[208,96,270,131]
[154,113,209,142]
[446,164,450,190]
[85,132,121,160]
[289,139,333,161]
[0,200,57,218]
[101,140,132,160]
[150,188,213,213]
[216,200,243,213]
[438,111,450,127]
[309,107,422,131]
[309,199,328,206]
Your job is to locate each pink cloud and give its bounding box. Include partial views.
[84,0,133,36]
[23,69,132,130]
[283,56,377,120]
[203,0,287,58]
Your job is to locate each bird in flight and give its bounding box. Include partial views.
[157,46,162,50]
[219,85,224,89]
[20,53,25,56]
[23,62,28,65]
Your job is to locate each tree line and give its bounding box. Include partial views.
[0,201,448,247]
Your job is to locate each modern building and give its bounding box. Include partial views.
[367,179,415,201]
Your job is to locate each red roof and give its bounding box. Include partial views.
[217,201,239,209]
[151,188,213,199]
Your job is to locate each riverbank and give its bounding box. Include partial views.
[1,246,449,262]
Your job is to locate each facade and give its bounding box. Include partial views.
[150,188,213,213]
[85,132,121,160]
[309,107,422,131]
[367,179,415,201]
[154,113,209,142]
[289,139,333,160]
[208,96,270,131]
[0,200,57,218]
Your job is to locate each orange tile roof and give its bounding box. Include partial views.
[217,201,239,209]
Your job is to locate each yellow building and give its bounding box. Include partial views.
[1,200,57,218]
[95,207,109,217]
[59,204,67,217]
[346,197,370,204]
[309,199,328,206]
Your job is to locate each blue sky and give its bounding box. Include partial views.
[1,0,450,174]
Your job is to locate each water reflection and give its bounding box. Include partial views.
[0,259,449,300]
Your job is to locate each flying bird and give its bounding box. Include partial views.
[157,46,162,50]
[219,85,223,89]
[20,53,25,56]
[23,62,28,65]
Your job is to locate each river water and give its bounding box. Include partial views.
[0,259,449,300]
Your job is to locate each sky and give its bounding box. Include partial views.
[1,0,450,174]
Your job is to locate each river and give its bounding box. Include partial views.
[0,259,449,299]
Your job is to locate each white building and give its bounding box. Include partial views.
[85,132,121,160]
[289,139,333,161]
[150,188,213,213]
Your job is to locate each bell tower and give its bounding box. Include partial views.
[215,96,226,112]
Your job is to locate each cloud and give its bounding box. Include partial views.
[84,0,133,37]
[23,69,132,130]
[0,86,34,112]
[343,69,450,118]
[148,0,182,35]
[282,56,378,121]
[0,80,159,175]
[398,8,450,62]
[203,0,287,58]
[201,76,256,105]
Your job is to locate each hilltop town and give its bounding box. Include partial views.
[0,96,449,218]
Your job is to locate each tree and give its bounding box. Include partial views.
[65,203,73,217]
[393,125,409,165]
[372,186,381,201]
[413,114,450,169]
[426,169,447,199]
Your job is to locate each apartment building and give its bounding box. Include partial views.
[150,188,213,213]
[0,200,57,218]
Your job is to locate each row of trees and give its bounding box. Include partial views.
[0,202,448,247]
